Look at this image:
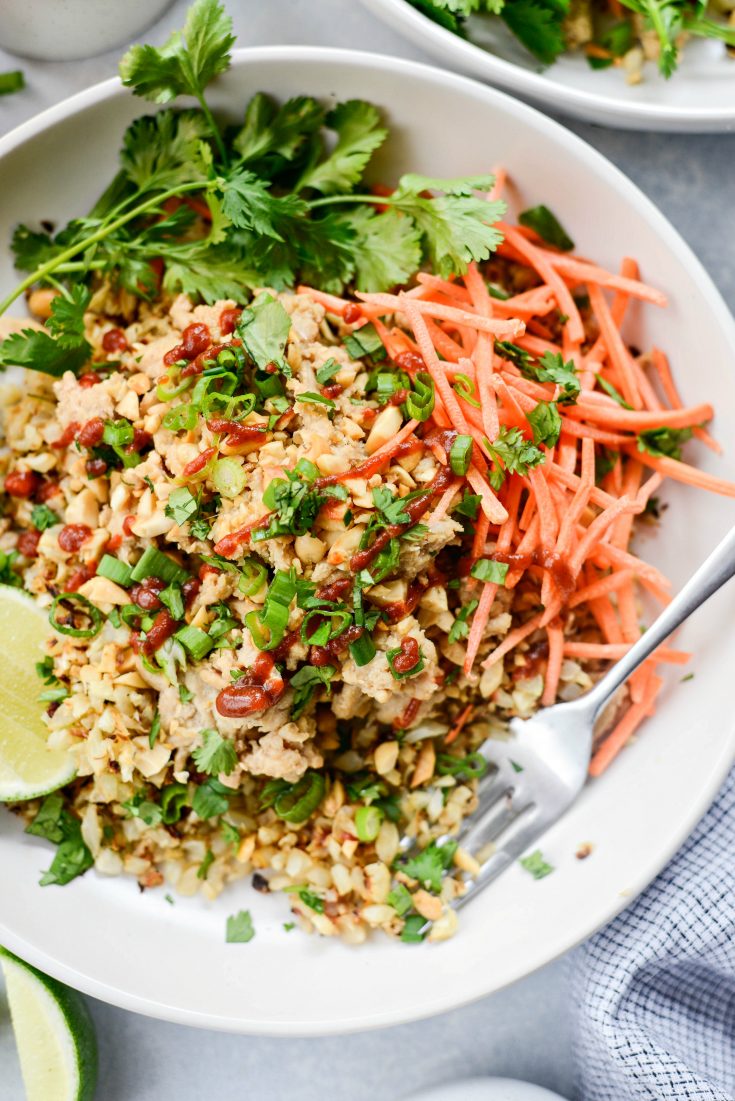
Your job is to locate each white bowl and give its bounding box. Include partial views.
[1,48,735,1035]
[0,0,175,61]
[361,0,735,132]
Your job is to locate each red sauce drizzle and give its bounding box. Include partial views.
[219,307,242,335]
[66,562,97,592]
[77,417,106,448]
[102,328,129,354]
[206,419,269,445]
[163,322,212,367]
[5,470,41,498]
[78,373,101,389]
[58,524,92,553]
[391,636,421,675]
[130,576,166,611]
[181,448,216,478]
[133,610,178,656]
[349,462,454,573]
[394,697,421,730]
[314,434,425,488]
[216,653,285,717]
[17,529,41,558]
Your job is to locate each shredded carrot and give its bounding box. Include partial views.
[327,207,735,779]
[542,621,565,705]
[589,676,663,776]
[444,703,475,746]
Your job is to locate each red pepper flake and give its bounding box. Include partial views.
[51,422,80,449]
[85,457,108,478]
[37,480,61,503]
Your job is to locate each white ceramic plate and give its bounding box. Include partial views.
[1,48,735,1036]
[361,0,735,132]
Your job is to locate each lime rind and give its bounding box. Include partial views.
[0,946,98,1101]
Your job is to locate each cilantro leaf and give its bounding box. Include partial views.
[119,0,235,105]
[519,849,554,879]
[637,426,693,460]
[192,728,237,776]
[527,400,561,447]
[31,504,60,531]
[0,328,88,377]
[226,909,255,943]
[296,101,388,195]
[501,0,570,65]
[486,426,545,486]
[518,204,574,251]
[47,285,91,348]
[237,293,292,373]
[391,175,505,280]
[192,777,232,818]
[162,240,259,303]
[338,206,422,293]
[448,599,479,643]
[233,93,325,168]
[400,839,458,893]
[165,486,200,526]
[120,109,211,192]
[218,168,308,240]
[11,225,66,272]
[532,351,580,405]
[27,794,94,887]
[290,664,336,720]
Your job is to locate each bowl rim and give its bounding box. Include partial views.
[1,45,735,1035]
[360,0,735,130]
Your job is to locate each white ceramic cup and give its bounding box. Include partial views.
[0,0,176,61]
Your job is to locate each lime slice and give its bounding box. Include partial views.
[0,947,97,1101]
[0,585,76,801]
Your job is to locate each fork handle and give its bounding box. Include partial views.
[582,523,735,721]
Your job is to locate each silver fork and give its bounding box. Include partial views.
[424,523,735,914]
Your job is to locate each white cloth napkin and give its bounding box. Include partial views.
[571,768,735,1099]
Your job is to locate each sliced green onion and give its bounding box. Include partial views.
[449,434,473,476]
[215,347,239,369]
[349,633,376,667]
[300,609,351,647]
[49,592,103,639]
[272,771,325,823]
[174,625,214,661]
[148,709,161,750]
[237,557,268,598]
[453,374,481,409]
[0,71,25,96]
[103,419,134,448]
[97,554,132,587]
[244,569,295,651]
[212,457,246,499]
[295,392,335,409]
[470,559,509,585]
[386,646,425,681]
[162,403,198,432]
[120,603,142,627]
[436,752,488,779]
[130,546,189,585]
[156,375,193,402]
[355,805,383,843]
[405,372,435,422]
[160,782,189,824]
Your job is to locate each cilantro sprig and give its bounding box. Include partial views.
[0,0,507,368]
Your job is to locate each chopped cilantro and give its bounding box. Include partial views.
[192,728,237,776]
[519,849,554,880]
[226,909,255,943]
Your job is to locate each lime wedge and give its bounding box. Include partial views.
[0,585,76,801]
[0,947,98,1101]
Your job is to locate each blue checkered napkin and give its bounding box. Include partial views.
[571,767,735,1100]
